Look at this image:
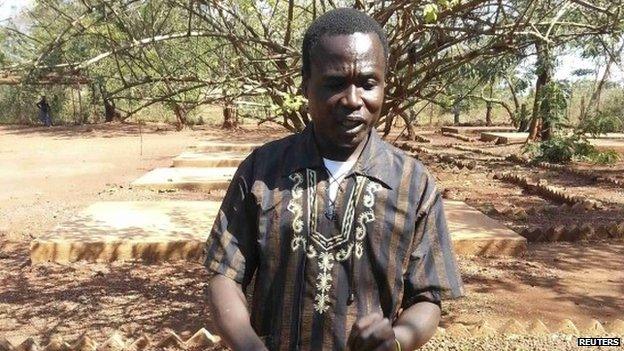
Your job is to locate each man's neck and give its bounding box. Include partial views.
[316,133,368,162]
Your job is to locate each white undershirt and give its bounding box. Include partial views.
[321,138,367,203]
[323,158,357,202]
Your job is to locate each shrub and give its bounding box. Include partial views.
[579,110,623,135]
[583,150,620,164]
[523,133,620,164]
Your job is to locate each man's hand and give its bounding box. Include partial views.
[347,313,397,351]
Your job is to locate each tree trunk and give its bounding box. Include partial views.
[383,112,394,138]
[172,104,187,131]
[221,104,238,129]
[579,96,586,122]
[485,101,493,126]
[504,75,521,113]
[405,121,415,140]
[104,99,119,122]
[541,117,551,140]
[528,44,552,141]
[485,82,494,126]
[518,103,529,132]
[428,104,434,126]
[528,86,542,140]
[453,103,460,125]
[78,85,86,125]
[584,42,623,116]
[100,83,120,123]
[71,88,77,124]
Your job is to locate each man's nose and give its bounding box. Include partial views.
[341,85,363,110]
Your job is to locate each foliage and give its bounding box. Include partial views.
[1,0,624,131]
[585,149,621,164]
[571,68,595,77]
[423,4,439,24]
[523,134,580,163]
[579,111,624,135]
[0,85,67,124]
[539,81,570,129]
[523,133,620,164]
[270,93,306,116]
[579,89,624,133]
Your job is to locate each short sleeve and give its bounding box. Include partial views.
[204,153,259,289]
[402,174,464,309]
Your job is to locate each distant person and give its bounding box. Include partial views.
[204,8,463,351]
[36,95,52,127]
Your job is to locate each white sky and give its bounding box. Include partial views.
[516,50,624,84]
[1,1,622,82]
[556,53,624,82]
[0,0,32,23]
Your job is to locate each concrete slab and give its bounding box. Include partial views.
[445,200,527,257]
[479,132,623,150]
[31,201,220,263]
[589,139,624,154]
[480,132,529,144]
[190,142,262,153]
[131,167,237,191]
[441,126,517,134]
[586,133,624,140]
[31,199,525,263]
[172,151,247,168]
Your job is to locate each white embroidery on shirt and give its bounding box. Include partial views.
[314,252,334,313]
[354,183,381,258]
[288,173,305,247]
[288,171,381,314]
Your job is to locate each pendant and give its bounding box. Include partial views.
[324,206,336,221]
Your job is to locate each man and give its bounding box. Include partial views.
[36,95,52,127]
[205,8,463,351]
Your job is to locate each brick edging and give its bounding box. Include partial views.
[0,328,220,351]
[494,172,602,208]
[2,319,622,350]
[440,318,624,338]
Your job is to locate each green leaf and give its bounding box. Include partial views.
[437,0,451,9]
[423,4,439,23]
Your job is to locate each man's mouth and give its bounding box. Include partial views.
[339,117,365,131]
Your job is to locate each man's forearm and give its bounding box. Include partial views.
[392,301,441,350]
[208,274,267,351]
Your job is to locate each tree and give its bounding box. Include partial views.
[2,0,623,134]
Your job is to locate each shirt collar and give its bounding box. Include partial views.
[350,128,398,190]
[282,124,399,190]
[280,124,324,176]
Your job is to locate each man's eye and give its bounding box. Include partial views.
[363,80,377,90]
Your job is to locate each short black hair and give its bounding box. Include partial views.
[301,8,389,78]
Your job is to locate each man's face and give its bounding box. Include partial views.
[304,32,386,159]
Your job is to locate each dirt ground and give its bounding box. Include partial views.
[0,123,622,348]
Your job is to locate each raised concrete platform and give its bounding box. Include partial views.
[590,139,624,154]
[445,200,527,257]
[480,132,528,144]
[478,132,624,151]
[31,200,524,263]
[441,126,517,134]
[172,151,247,168]
[586,133,624,140]
[131,167,237,191]
[31,201,220,263]
[190,142,262,153]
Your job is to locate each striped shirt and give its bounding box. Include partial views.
[205,125,464,350]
